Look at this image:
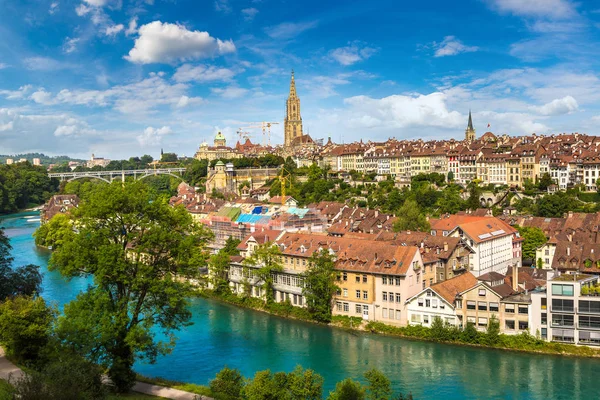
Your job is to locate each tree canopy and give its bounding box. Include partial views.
[516,226,547,262]
[302,249,339,323]
[393,199,430,232]
[45,180,212,391]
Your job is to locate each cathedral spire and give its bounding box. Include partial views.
[284,69,302,147]
[467,109,474,131]
[465,110,476,142]
[289,69,297,98]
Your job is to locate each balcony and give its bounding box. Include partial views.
[551,306,576,313]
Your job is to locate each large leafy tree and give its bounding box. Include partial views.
[243,243,283,303]
[46,181,211,392]
[0,228,43,300]
[302,249,338,323]
[535,191,576,217]
[392,199,430,233]
[516,226,547,261]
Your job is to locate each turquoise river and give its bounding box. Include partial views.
[2,211,598,399]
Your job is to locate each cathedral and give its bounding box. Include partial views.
[465,110,476,142]
[284,70,314,148]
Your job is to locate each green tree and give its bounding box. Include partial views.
[429,316,446,341]
[287,366,323,400]
[209,251,233,295]
[301,249,339,323]
[461,322,479,343]
[47,181,212,392]
[484,315,500,346]
[0,296,55,364]
[364,369,392,400]
[447,171,454,182]
[0,228,43,300]
[222,237,242,256]
[161,152,178,162]
[243,370,289,400]
[210,367,245,400]
[516,226,547,261]
[537,258,543,269]
[243,243,283,304]
[538,173,554,191]
[328,379,366,400]
[436,185,465,214]
[33,213,72,249]
[535,192,575,218]
[392,200,430,232]
[465,181,482,211]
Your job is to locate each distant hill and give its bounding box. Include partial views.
[0,153,85,166]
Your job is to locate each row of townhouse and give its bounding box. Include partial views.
[310,127,600,190]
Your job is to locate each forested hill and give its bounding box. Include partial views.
[0,163,59,214]
[0,153,84,166]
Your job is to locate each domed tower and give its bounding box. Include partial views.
[214,131,226,147]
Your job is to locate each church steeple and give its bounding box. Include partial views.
[465,110,476,142]
[284,69,303,147]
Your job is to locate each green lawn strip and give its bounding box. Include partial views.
[136,374,213,397]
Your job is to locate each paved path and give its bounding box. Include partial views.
[0,347,211,400]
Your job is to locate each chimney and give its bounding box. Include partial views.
[375,210,379,218]
[567,246,571,256]
[568,233,572,242]
[512,264,518,292]
[421,242,424,249]
[568,211,573,218]
[444,242,448,252]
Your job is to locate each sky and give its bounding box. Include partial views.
[1,0,600,159]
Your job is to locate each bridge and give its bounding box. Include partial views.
[48,168,187,183]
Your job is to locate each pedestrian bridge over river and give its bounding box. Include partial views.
[48,168,186,183]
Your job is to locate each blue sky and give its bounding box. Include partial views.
[1,0,599,159]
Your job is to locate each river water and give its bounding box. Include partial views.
[2,211,598,399]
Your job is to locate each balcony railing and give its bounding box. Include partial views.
[551,306,576,313]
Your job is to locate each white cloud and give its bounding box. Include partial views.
[0,85,32,100]
[242,8,259,21]
[487,0,577,20]
[125,17,138,36]
[0,63,7,70]
[104,24,124,36]
[49,2,59,14]
[214,0,231,13]
[82,0,110,6]
[433,36,478,57]
[264,21,318,40]
[0,121,13,132]
[31,89,55,105]
[173,64,236,83]
[75,4,91,16]
[342,92,464,129]
[125,21,236,64]
[23,57,74,71]
[329,42,377,66]
[211,86,248,99]
[137,126,172,146]
[63,37,80,53]
[531,95,578,115]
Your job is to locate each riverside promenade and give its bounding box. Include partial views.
[0,347,209,400]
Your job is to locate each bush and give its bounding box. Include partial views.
[328,378,366,400]
[210,367,244,400]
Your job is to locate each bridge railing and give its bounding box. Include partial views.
[48,168,187,180]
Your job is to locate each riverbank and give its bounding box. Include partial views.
[199,289,600,359]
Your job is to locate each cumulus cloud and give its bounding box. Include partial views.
[264,21,318,39]
[105,24,124,36]
[75,4,91,16]
[487,0,577,19]
[82,0,110,6]
[125,17,138,36]
[49,2,59,14]
[210,86,248,99]
[531,95,578,115]
[433,36,479,57]
[125,21,236,64]
[173,64,236,83]
[342,92,464,129]
[329,42,377,66]
[137,126,172,146]
[242,8,259,21]
[0,121,13,132]
[0,85,32,100]
[31,89,55,105]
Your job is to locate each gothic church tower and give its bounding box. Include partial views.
[284,70,303,147]
[465,110,476,142]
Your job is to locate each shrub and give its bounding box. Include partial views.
[328,378,366,400]
[210,367,244,400]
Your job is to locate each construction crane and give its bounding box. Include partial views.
[278,167,291,205]
[244,122,280,146]
[236,129,253,142]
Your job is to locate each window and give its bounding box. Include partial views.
[489,302,499,312]
[363,291,368,300]
[518,306,528,315]
[478,302,488,311]
[382,292,388,301]
[396,293,401,303]
[518,321,528,330]
[552,299,574,312]
[356,276,360,283]
[336,289,341,296]
[343,303,349,312]
[541,328,547,339]
[423,315,429,324]
[432,299,438,308]
[456,300,462,309]
[336,301,342,311]
[395,277,401,286]
[363,274,367,283]
[579,315,600,329]
[382,308,388,319]
[382,276,387,285]
[579,300,600,314]
[541,298,547,310]
[440,303,445,310]
[356,290,361,299]
[293,294,298,305]
[505,304,515,313]
[552,314,574,327]
[396,310,401,320]
[343,273,347,281]
[298,295,303,306]
[579,331,600,345]
[411,314,421,323]
[467,301,476,310]
[478,317,488,328]
[343,288,348,298]
[541,313,547,325]
[478,289,486,297]
[425,299,431,307]
[356,305,362,314]
[363,305,369,316]
[552,284,574,296]
[418,298,423,306]
[552,329,574,343]
[505,320,515,330]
